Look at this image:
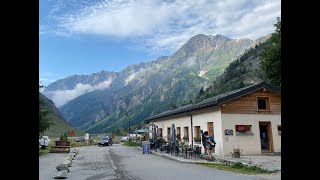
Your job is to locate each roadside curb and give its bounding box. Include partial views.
[137,147,200,164]
[136,147,280,171]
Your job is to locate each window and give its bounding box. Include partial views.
[207,122,214,136]
[235,125,254,135]
[177,127,181,140]
[184,127,189,141]
[194,126,201,142]
[257,97,270,110]
[278,125,281,135]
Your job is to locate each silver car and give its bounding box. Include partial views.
[98,136,113,146]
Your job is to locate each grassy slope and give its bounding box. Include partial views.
[40,93,85,138]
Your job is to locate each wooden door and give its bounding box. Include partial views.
[259,122,274,153]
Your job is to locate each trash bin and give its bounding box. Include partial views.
[142,141,150,154]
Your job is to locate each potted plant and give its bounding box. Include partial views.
[177,134,181,140]
[179,141,189,152]
[230,147,242,158]
[194,137,201,143]
[183,136,188,142]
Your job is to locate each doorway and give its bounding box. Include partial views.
[207,122,214,136]
[259,122,273,153]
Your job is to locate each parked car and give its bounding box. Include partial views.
[120,136,129,142]
[39,136,50,148]
[98,136,113,146]
[75,137,84,142]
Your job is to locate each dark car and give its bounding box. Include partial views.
[75,137,84,142]
[98,136,113,146]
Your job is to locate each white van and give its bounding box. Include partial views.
[120,136,129,142]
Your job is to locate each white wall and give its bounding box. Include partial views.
[149,107,224,156]
[149,115,191,143]
[221,114,281,156]
[191,108,223,156]
[271,121,281,153]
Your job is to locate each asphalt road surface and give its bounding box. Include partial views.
[39,144,279,180]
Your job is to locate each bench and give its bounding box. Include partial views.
[50,141,71,153]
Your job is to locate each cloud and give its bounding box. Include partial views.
[44,79,113,107]
[39,25,47,35]
[44,0,281,54]
[124,72,137,85]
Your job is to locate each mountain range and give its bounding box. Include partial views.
[42,34,269,133]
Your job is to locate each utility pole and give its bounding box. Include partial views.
[126,112,131,142]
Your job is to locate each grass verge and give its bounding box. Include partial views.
[39,148,50,156]
[70,141,98,148]
[123,141,141,147]
[39,141,98,156]
[195,162,278,175]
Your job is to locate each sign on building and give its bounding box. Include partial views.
[224,129,233,135]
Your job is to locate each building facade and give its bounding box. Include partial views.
[145,82,281,157]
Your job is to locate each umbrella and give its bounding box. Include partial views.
[152,126,157,144]
[171,123,176,145]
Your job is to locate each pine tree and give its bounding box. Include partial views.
[260,17,281,86]
[39,88,53,135]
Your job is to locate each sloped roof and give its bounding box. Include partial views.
[144,82,280,123]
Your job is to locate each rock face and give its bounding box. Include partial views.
[42,34,270,133]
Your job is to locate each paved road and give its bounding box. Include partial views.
[39,144,279,180]
[39,152,68,179]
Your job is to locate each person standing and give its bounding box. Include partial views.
[204,131,216,161]
[201,130,208,155]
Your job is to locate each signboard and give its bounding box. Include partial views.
[142,141,150,154]
[224,129,233,135]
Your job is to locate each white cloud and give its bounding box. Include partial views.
[124,72,137,85]
[39,25,47,35]
[45,0,281,54]
[45,79,113,107]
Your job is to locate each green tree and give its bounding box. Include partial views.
[39,85,53,135]
[63,132,68,140]
[114,128,121,135]
[170,103,178,110]
[199,87,204,96]
[260,17,281,86]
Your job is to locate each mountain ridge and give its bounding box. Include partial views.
[42,33,270,133]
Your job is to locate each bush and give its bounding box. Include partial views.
[232,162,244,169]
[157,137,167,144]
[123,141,140,146]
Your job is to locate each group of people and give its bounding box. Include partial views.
[201,130,216,161]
